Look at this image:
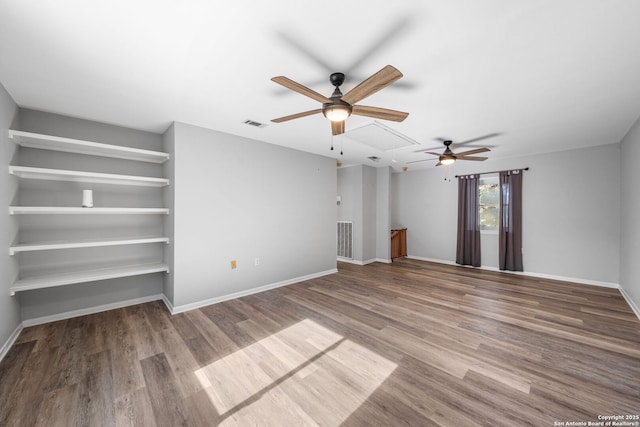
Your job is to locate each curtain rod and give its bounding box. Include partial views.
[455,167,529,178]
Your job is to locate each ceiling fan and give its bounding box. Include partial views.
[271,65,409,136]
[410,140,490,166]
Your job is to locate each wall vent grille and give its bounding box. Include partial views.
[337,221,353,259]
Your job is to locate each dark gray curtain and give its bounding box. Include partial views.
[456,175,481,267]
[499,170,523,271]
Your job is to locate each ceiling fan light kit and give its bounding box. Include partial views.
[440,157,455,166]
[323,103,352,122]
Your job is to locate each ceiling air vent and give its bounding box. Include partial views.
[368,156,381,163]
[242,119,267,128]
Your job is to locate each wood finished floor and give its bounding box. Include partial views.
[1,259,640,426]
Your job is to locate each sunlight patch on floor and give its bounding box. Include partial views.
[194,318,397,426]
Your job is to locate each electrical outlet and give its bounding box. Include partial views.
[254,257,260,266]
[230,260,237,269]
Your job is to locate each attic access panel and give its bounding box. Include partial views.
[343,121,419,152]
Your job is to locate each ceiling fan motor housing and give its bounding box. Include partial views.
[329,72,346,88]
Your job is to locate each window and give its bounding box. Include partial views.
[479,176,499,231]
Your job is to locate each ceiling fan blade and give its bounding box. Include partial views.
[435,161,443,167]
[271,109,323,123]
[424,152,443,157]
[275,31,335,73]
[331,120,345,136]
[457,133,502,145]
[455,147,490,157]
[271,76,332,104]
[406,158,431,164]
[456,156,488,161]
[352,105,409,122]
[414,145,442,153]
[341,65,403,105]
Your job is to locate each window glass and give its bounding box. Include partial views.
[479,176,499,231]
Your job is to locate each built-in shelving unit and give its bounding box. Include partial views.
[9,206,170,215]
[9,165,169,187]
[9,262,170,296]
[10,236,169,255]
[8,130,170,163]
[7,129,170,296]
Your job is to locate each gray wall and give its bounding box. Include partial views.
[376,167,391,261]
[16,110,165,320]
[162,123,176,305]
[620,115,640,313]
[362,165,377,262]
[170,122,336,308]
[0,82,21,350]
[337,165,391,263]
[391,143,621,285]
[337,165,364,261]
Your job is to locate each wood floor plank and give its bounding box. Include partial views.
[140,353,190,427]
[107,308,145,399]
[2,258,639,426]
[45,316,90,392]
[0,340,36,411]
[34,384,79,427]
[143,301,203,398]
[0,340,58,426]
[114,387,158,427]
[74,349,116,426]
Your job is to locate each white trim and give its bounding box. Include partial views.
[161,293,175,313]
[0,323,24,363]
[407,255,457,266]
[406,255,620,289]
[337,257,362,265]
[21,294,163,327]
[167,269,338,314]
[365,258,392,264]
[337,257,390,265]
[619,287,640,321]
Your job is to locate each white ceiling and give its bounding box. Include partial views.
[2,0,640,171]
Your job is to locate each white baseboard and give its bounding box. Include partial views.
[406,255,620,289]
[619,287,640,321]
[21,294,164,327]
[0,323,24,363]
[407,255,457,266]
[167,268,338,315]
[337,258,391,265]
[161,294,175,313]
[337,257,361,265]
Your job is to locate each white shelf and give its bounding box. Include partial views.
[10,236,169,255]
[9,165,169,187]
[9,206,169,215]
[9,262,169,295]
[8,130,169,163]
